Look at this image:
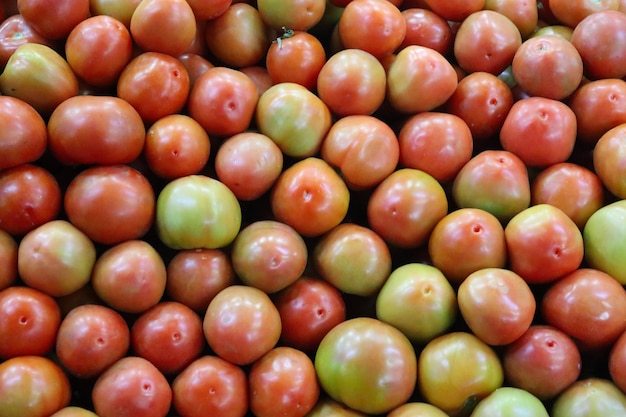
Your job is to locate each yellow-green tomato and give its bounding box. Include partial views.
[156,175,241,250]
[470,387,549,417]
[552,378,626,417]
[387,402,449,417]
[376,263,457,345]
[314,317,417,415]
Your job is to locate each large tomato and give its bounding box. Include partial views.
[0,95,47,170]
[593,123,626,199]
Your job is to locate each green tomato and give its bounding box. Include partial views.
[470,387,549,417]
[552,378,626,417]
[156,175,241,250]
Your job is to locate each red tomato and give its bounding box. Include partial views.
[204,3,270,68]
[266,30,326,90]
[0,163,61,236]
[367,168,448,248]
[203,285,282,365]
[484,0,539,39]
[144,114,211,179]
[424,0,485,21]
[428,208,507,284]
[317,48,386,116]
[609,329,626,394]
[321,115,399,189]
[63,165,155,245]
[273,276,346,352]
[131,301,205,375]
[547,0,618,28]
[0,286,60,359]
[117,52,190,123]
[0,229,17,290]
[398,112,473,183]
[65,15,133,87]
[91,240,167,314]
[338,0,406,59]
[0,355,71,417]
[171,355,248,417]
[129,0,196,56]
[91,356,172,417]
[271,157,350,237]
[177,52,214,90]
[187,66,258,137]
[249,347,320,417]
[47,95,146,166]
[240,65,273,97]
[400,8,452,56]
[55,304,130,379]
[503,325,582,400]
[512,35,583,100]
[0,95,47,170]
[454,10,522,75]
[0,14,55,68]
[257,0,326,31]
[17,0,89,39]
[541,268,626,350]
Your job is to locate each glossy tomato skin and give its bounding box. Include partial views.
[0,14,55,73]
[548,0,619,28]
[17,0,89,39]
[388,402,448,417]
[315,317,417,415]
[55,304,130,379]
[249,346,320,417]
[609,330,626,393]
[0,95,47,170]
[257,0,325,31]
[0,229,17,290]
[551,378,626,417]
[593,123,626,199]
[91,356,172,417]
[503,325,582,400]
[424,0,485,21]
[0,355,71,417]
[400,8,452,56]
[64,165,155,245]
[0,286,60,359]
[47,95,146,166]
[89,0,142,27]
[484,0,538,39]
[273,276,346,352]
[470,387,549,417]
[265,30,325,90]
[0,163,61,236]
[50,406,99,417]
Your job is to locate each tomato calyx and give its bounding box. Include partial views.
[274,26,295,49]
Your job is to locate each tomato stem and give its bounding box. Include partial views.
[274,27,295,49]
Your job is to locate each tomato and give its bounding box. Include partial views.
[484,0,538,39]
[547,0,619,28]
[0,229,17,290]
[156,175,242,250]
[338,0,405,58]
[321,115,399,189]
[454,10,522,75]
[317,48,386,117]
[470,387,549,417]
[551,378,626,417]
[313,223,392,296]
[257,0,325,31]
[48,95,146,166]
[273,276,346,352]
[171,355,248,417]
[117,51,190,123]
[0,163,61,237]
[305,396,369,416]
[50,407,99,417]
[89,0,141,27]
[0,286,60,359]
[129,0,196,56]
[177,52,213,90]
[418,332,504,416]
[0,43,78,115]
[271,157,350,237]
[609,329,626,393]
[367,168,448,248]
[532,23,573,40]
[398,111,473,183]
[55,304,130,379]
[424,0,485,21]
[131,301,205,375]
[388,402,448,417]
[249,347,320,417]
[388,45,458,114]
[541,268,626,350]
[315,317,417,415]
[91,240,167,314]
[399,8,452,56]
[0,95,47,170]
[594,123,626,199]
[65,15,133,87]
[531,162,604,229]
[188,66,258,138]
[256,82,332,158]
[376,263,457,345]
[204,3,270,68]
[0,14,56,69]
[203,285,282,365]
[17,0,89,39]
[91,356,172,417]
[446,71,513,143]
[64,165,155,245]
[0,355,71,417]
[231,220,307,294]
[214,131,284,201]
[266,29,326,90]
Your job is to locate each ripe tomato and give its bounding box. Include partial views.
[424,0,485,21]
[0,14,55,69]
[609,330,626,393]
[547,0,619,28]
[484,0,538,39]
[593,123,626,199]
[0,95,47,170]
[400,8,452,56]
[0,229,17,290]
[55,304,130,379]
[17,0,89,39]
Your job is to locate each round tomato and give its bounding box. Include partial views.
[551,378,626,417]
[17,0,89,39]
[593,123,626,200]
[470,387,549,417]
[484,0,538,38]
[424,0,485,21]
[400,8,452,55]
[0,95,47,170]
[0,14,55,72]
[0,229,17,290]
[609,329,626,393]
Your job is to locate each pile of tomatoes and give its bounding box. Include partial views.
[1,0,626,416]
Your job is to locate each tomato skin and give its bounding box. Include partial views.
[64,165,155,245]
[551,378,626,417]
[548,0,619,28]
[48,95,146,166]
[89,0,142,27]
[400,8,452,56]
[55,304,130,379]
[424,0,485,21]
[593,123,626,200]
[266,30,326,90]
[584,200,626,285]
[50,406,99,417]
[484,0,538,39]
[0,95,47,170]
[0,163,61,237]
[249,347,320,417]
[0,355,72,417]
[470,387,549,417]
[0,229,17,290]
[177,52,213,90]
[257,0,325,31]
[0,14,56,69]
[609,330,626,393]
[388,402,448,417]
[17,0,89,39]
